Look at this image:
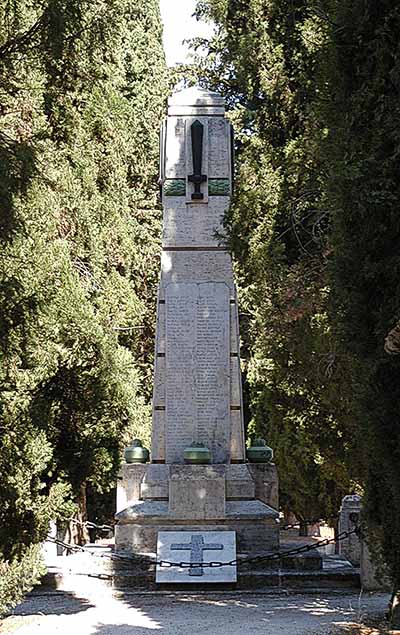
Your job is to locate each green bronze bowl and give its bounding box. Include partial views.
[183,442,211,465]
[246,438,273,463]
[124,439,149,464]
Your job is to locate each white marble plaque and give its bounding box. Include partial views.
[165,282,230,463]
[156,531,237,583]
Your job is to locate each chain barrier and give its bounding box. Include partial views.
[46,525,362,570]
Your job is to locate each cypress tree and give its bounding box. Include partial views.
[0,0,167,612]
[195,0,354,525]
[327,0,400,602]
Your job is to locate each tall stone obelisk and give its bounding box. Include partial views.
[115,88,279,555]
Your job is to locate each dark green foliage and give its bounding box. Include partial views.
[0,0,167,612]
[195,0,354,522]
[326,0,400,587]
[0,545,45,616]
[197,0,400,587]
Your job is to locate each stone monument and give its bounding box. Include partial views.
[115,87,279,558]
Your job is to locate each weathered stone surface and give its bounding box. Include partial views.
[230,301,240,353]
[115,497,278,554]
[208,117,231,179]
[152,355,165,406]
[116,464,147,513]
[230,357,242,406]
[230,410,246,462]
[165,117,186,178]
[338,494,361,566]
[150,409,165,463]
[156,531,236,583]
[155,299,165,354]
[169,465,226,519]
[167,87,225,117]
[162,199,228,248]
[226,464,255,500]
[140,464,169,500]
[248,463,279,510]
[165,282,230,464]
[161,251,234,288]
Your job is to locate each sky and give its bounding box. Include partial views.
[159,0,214,66]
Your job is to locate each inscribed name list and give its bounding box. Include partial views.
[165,282,230,463]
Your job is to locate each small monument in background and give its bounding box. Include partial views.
[115,88,279,573]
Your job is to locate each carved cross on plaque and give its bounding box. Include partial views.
[188,120,207,200]
[171,534,223,576]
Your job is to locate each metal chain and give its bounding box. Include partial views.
[46,525,362,569]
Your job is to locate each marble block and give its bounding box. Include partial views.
[169,465,226,519]
[140,464,169,500]
[248,463,279,510]
[226,464,255,500]
[116,464,147,513]
[156,530,236,583]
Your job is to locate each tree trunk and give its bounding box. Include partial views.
[65,483,90,546]
[389,589,400,629]
[299,519,308,536]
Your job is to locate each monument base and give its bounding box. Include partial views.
[116,500,278,554]
[115,463,280,555]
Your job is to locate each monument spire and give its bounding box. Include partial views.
[115,87,279,574]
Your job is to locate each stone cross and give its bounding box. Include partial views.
[171,534,223,576]
[151,87,246,466]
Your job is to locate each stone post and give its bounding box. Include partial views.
[338,494,361,565]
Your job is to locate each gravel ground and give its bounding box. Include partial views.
[0,589,393,635]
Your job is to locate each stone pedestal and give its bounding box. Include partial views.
[115,87,280,559]
[115,462,279,554]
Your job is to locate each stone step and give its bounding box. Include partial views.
[40,550,359,593]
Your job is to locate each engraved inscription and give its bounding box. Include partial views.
[165,118,186,178]
[196,284,230,462]
[208,118,229,178]
[165,285,197,463]
[165,283,230,463]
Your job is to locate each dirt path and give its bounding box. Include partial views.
[0,589,392,635]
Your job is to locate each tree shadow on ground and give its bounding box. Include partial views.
[10,590,95,616]
[93,625,162,635]
[99,593,364,635]
[330,619,394,635]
